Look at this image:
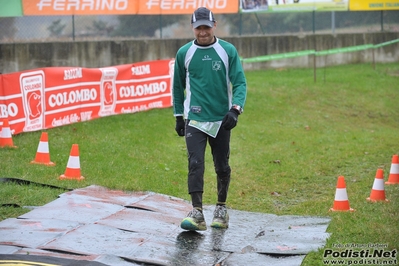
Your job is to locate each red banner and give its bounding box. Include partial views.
[138,0,239,14]
[22,0,139,15]
[22,0,238,15]
[0,59,174,135]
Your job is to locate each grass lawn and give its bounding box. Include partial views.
[1,63,398,265]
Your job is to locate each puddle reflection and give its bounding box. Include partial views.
[171,229,227,265]
[211,228,226,251]
[172,231,205,265]
[176,231,205,250]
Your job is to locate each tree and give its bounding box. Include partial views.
[90,20,114,36]
[0,18,17,41]
[112,15,183,38]
[47,19,66,37]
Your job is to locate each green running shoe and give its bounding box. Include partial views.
[180,208,207,231]
[211,205,229,229]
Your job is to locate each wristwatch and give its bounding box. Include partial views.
[232,105,243,114]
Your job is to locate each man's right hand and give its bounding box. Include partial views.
[175,116,185,136]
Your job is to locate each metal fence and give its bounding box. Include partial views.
[0,10,398,43]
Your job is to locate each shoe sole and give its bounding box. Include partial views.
[210,221,228,229]
[181,218,207,231]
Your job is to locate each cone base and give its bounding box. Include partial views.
[0,144,17,148]
[329,207,355,212]
[366,197,389,202]
[30,160,56,166]
[59,174,85,181]
[385,181,399,185]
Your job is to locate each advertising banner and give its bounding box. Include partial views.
[22,0,139,15]
[21,0,238,15]
[0,59,174,135]
[138,0,239,14]
[240,0,349,12]
[0,0,23,17]
[349,0,399,10]
[12,0,399,16]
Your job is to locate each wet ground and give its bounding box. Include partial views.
[0,185,331,265]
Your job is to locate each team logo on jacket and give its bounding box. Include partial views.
[212,61,221,71]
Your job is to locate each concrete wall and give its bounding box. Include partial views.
[1,32,398,74]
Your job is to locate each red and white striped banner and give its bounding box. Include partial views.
[0,59,174,135]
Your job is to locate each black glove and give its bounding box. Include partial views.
[175,116,185,136]
[222,107,240,130]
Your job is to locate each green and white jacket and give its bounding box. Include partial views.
[173,37,247,122]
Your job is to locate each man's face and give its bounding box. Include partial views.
[193,23,217,45]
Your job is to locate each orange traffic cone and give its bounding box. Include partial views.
[31,132,55,166]
[0,118,17,148]
[385,154,399,185]
[330,176,355,212]
[59,144,84,180]
[367,169,389,202]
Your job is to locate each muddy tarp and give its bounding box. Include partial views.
[0,185,330,266]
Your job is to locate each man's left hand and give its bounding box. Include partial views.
[222,108,240,130]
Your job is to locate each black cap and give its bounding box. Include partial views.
[191,7,215,29]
